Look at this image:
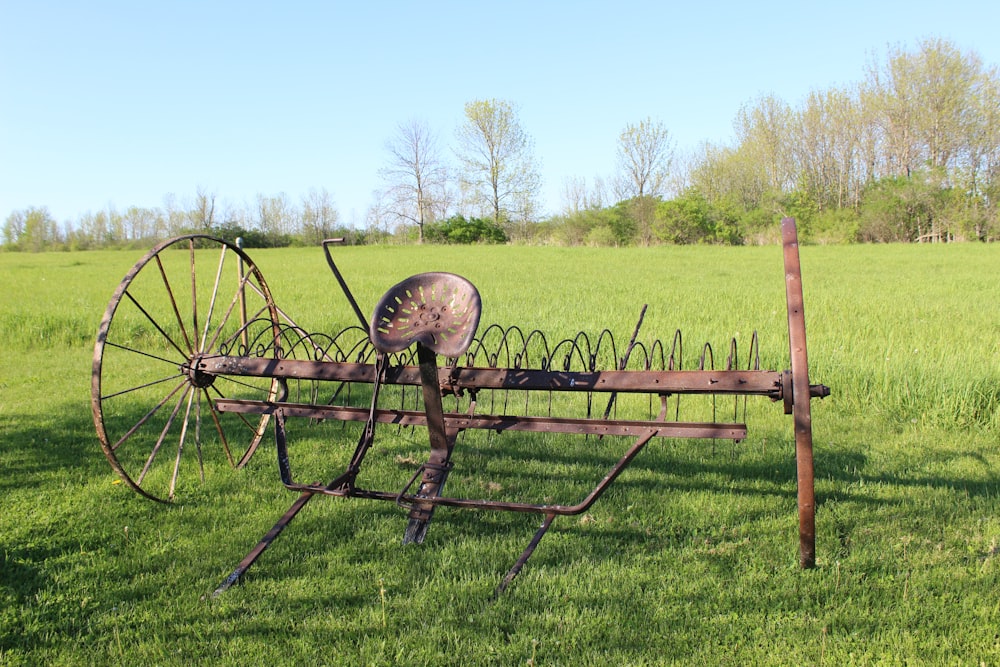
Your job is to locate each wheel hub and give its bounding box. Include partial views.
[184,356,217,388]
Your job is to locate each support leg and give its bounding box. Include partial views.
[402,343,458,544]
[495,513,557,597]
[212,489,314,596]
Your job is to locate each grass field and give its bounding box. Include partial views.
[1,239,998,665]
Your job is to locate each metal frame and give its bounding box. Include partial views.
[91,218,828,597]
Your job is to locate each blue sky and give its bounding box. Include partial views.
[2,1,999,227]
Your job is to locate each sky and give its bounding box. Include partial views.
[2,0,999,228]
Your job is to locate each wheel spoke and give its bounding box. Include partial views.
[154,254,195,355]
[196,388,206,481]
[169,387,197,499]
[103,339,185,368]
[93,234,281,500]
[204,389,237,466]
[213,371,276,394]
[109,378,188,451]
[189,239,200,354]
[199,243,230,352]
[137,384,189,484]
[203,270,259,355]
[102,372,185,402]
[123,289,190,360]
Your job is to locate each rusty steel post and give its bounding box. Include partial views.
[781,217,816,569]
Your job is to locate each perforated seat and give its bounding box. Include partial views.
[370,272,481,358]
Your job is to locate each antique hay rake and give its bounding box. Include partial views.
[91,217,829,596]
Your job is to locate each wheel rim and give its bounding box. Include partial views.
[91,236,281,502]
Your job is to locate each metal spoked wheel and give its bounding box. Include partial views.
[91,235,282,502]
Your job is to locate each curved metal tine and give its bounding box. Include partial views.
[728,338,739,421]
[700,343,718,452]
[223,298,271,347]
[669,330,682,420]
[153,253,195,355]
[243,278,337,362]
[742,331,761,423]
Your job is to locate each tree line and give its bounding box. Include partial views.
[4,38,997,251]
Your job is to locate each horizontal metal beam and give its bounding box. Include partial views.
[201,355,784,397]
[215,398,748,440]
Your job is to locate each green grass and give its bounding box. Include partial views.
[1,241,998,665]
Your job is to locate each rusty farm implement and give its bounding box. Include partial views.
[91,217,829,596]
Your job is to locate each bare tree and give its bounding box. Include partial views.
[561,176,607,215]
[162,193,187,236]
[379,119,449,243]
[614,117,675,200]
[733,96,795,193]
[365,190,393,242]
[793,87,864,211]
[256,193,297,237]
[300,187,339,244]
[122,205,162,241]
[455,98,541,233]
[188,186,217,230]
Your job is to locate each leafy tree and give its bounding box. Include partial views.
[424,214,506,244]
[734,94,795,194]
[653,190,711,244]
[455,98,541,237]
[3,207,60,251]
[792,86,866,211]
[614,117,674,200]
[614,118,675,243]
[857,173,944,242]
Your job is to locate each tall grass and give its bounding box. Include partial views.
[1,241,998,665]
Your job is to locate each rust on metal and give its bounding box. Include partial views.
[92,224,829,596]
[782,216,818,569]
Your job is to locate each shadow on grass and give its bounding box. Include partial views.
[0,407,110,494]
[2,397,997,606]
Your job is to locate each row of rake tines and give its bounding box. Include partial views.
[222,319,764,429]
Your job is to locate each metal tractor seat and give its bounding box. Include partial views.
[370,272,482,358]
